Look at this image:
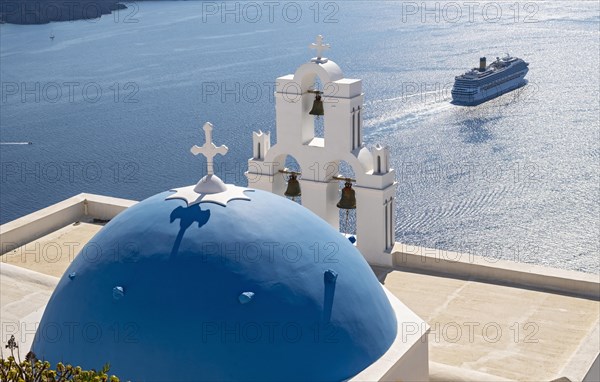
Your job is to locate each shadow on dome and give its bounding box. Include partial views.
[323,269,337,323]
[169,203,211,257]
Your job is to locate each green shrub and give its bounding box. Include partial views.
[1,335,120,382]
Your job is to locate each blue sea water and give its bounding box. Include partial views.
[1,1,598,273]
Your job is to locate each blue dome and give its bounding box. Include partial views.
[33,189,397,381]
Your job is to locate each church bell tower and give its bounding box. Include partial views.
[246,36,396,267]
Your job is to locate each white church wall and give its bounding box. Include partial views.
[351,287,430,382]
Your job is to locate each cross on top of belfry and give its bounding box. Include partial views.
[310,34,330,63]
[191,122,228,177]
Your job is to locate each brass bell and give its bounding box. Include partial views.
[309,94,324,116]
[284,173,301,198]
[337,181,356,210]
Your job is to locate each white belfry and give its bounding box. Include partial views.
[309,34,330,62]
[191,122,228,176]
[246,36,397,267]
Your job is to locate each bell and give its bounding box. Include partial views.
[309,94,324,116]
[284,173,301,198]
[337,181,356,210]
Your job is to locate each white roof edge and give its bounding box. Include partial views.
[392,243,600,300]
[0,261,59,287]
[0,193,138,255]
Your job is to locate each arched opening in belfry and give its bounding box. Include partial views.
[284,155,301,174]
[282,155,302,205]
[336,160,357,236]
[310,76,325,140]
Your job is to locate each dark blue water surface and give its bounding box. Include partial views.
[1,1,598,272]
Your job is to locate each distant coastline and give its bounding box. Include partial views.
[0,0,127,24]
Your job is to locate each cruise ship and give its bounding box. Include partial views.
[451,54,529,106]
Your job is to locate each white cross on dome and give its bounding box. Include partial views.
[166,121,252,206]
[190,122,228,176]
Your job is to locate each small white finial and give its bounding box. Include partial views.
[309,35,330,63]
[191,122,228,176]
